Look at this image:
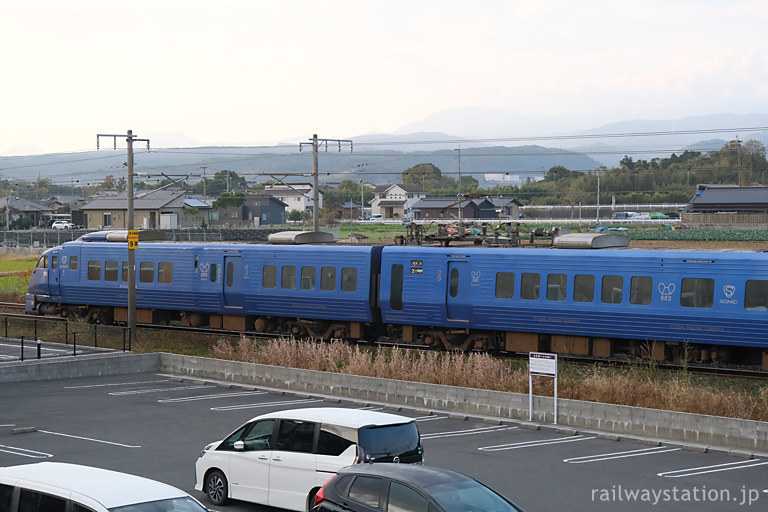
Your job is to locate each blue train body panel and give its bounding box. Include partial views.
[28,240,381,323]
[379,246,768,348]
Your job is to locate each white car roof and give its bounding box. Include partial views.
[250,407,413,428]
[0,462,188,509]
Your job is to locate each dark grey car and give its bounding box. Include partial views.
[311,464,524,512]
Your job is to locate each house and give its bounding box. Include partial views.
[0,196,54,228]
[410,197,483,220]
[683,184,768,229]
[484,197,523,219]
[76,188,211,229]
[370,184,426,219]
[208,194,287,227]
[263,183,322,214]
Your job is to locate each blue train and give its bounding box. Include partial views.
[26,231,768,369]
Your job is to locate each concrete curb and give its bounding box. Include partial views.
[2,351,767,455]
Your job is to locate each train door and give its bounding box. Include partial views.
[223,255,244,308]
[446,260,469,321]
[48,250,61,296]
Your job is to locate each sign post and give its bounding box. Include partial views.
[528,352,558,424]
[128,230,139,250]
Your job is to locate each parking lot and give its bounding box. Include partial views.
[1,371,766,511]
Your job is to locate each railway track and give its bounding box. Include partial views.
[5,302,766,378]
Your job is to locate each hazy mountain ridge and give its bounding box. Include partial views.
[2,113,766,186]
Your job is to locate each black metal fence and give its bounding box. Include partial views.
[1,314,130,360]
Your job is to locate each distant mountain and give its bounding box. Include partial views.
[0,138,602,188]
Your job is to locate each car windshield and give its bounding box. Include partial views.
[358,422,421,462]
[428,480,521,512]
[110,496,208,512]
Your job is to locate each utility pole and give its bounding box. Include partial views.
[300,134,353,232]
[596,170,601,224]
[455,148,462,221]
[96,130,150,345]
[357,163,367,220]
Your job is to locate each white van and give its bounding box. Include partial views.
[0,462,208,512]
[195,407,423,511]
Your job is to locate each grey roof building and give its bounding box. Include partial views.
[688,184,768,213]
[76,188,211,229]
[0,195,54,227]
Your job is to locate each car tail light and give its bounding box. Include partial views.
[315,477,334,506]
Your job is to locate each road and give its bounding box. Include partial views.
[1,372,766,511]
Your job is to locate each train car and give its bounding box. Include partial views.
[27,234,382,339]
[379,245,768,367]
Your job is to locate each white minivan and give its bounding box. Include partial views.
[0,462,209,512]
[195,407,423,511]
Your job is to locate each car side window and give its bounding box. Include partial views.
[218,423,251,451]
[387,482,428,512]
[242,419,276,451]
[317,423,357,456]
[0,484,12,512]
[348,476,383,508]
[72,505,98,512]
[275,419,316,453]
[19,488,67,512]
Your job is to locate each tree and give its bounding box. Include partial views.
[212,191,245,209]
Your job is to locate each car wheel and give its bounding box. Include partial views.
[205,470,229,506]
[306,488,319,511]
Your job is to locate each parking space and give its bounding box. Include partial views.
[0,337,109,361]
[1,372,766,511]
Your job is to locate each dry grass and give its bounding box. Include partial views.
[213,337,768,421]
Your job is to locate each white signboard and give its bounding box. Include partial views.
[528,352,558,424]
[529,352,557,377]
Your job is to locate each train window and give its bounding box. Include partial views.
[745,280,768,311]
[36,255,48,269]
[210,263,218,283]
[226,261,234,287]
[449,267,460,298]
[301,266,316,290]
[520,273,540,300]
[87,260,101,280]
[630,276,652,305]
[105,260,119,282]
[51,255,57,270]
[601,275,623,304]
[391,264,404,310]
[495,272,515,299]
[139,262,154,283]
[263,265,277,288]
[70,256,78,270]
[122,261,128,282]
[341,268,357,292]
[158,262,173,284]
[680,278,714,308]
[195,255,198,272]
[282,266,296,289]
[573,274,594,302]
[546,274,567,301]
[321,267,336,291]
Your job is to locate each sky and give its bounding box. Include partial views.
[1,0,767,156]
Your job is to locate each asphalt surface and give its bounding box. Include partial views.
[1,371,767,512]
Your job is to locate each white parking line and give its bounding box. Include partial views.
[0,424,15,428]
[0,445,52,459]
[658,459,768,478]
[37,430,141,448]
[422,425,518,440]
[564,446,681,464]
[211,398,323,411]
[110,385,211,396]
[65,380,170,389]
[0,342,69,353]
[159,391,268,403]
[479,435,596,452]
[413,415,447,422]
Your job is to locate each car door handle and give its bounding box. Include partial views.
[258,455,269,460]
[272,456,282,461]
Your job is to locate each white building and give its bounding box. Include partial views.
[370,184,426,219]
[263,183,323,213]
